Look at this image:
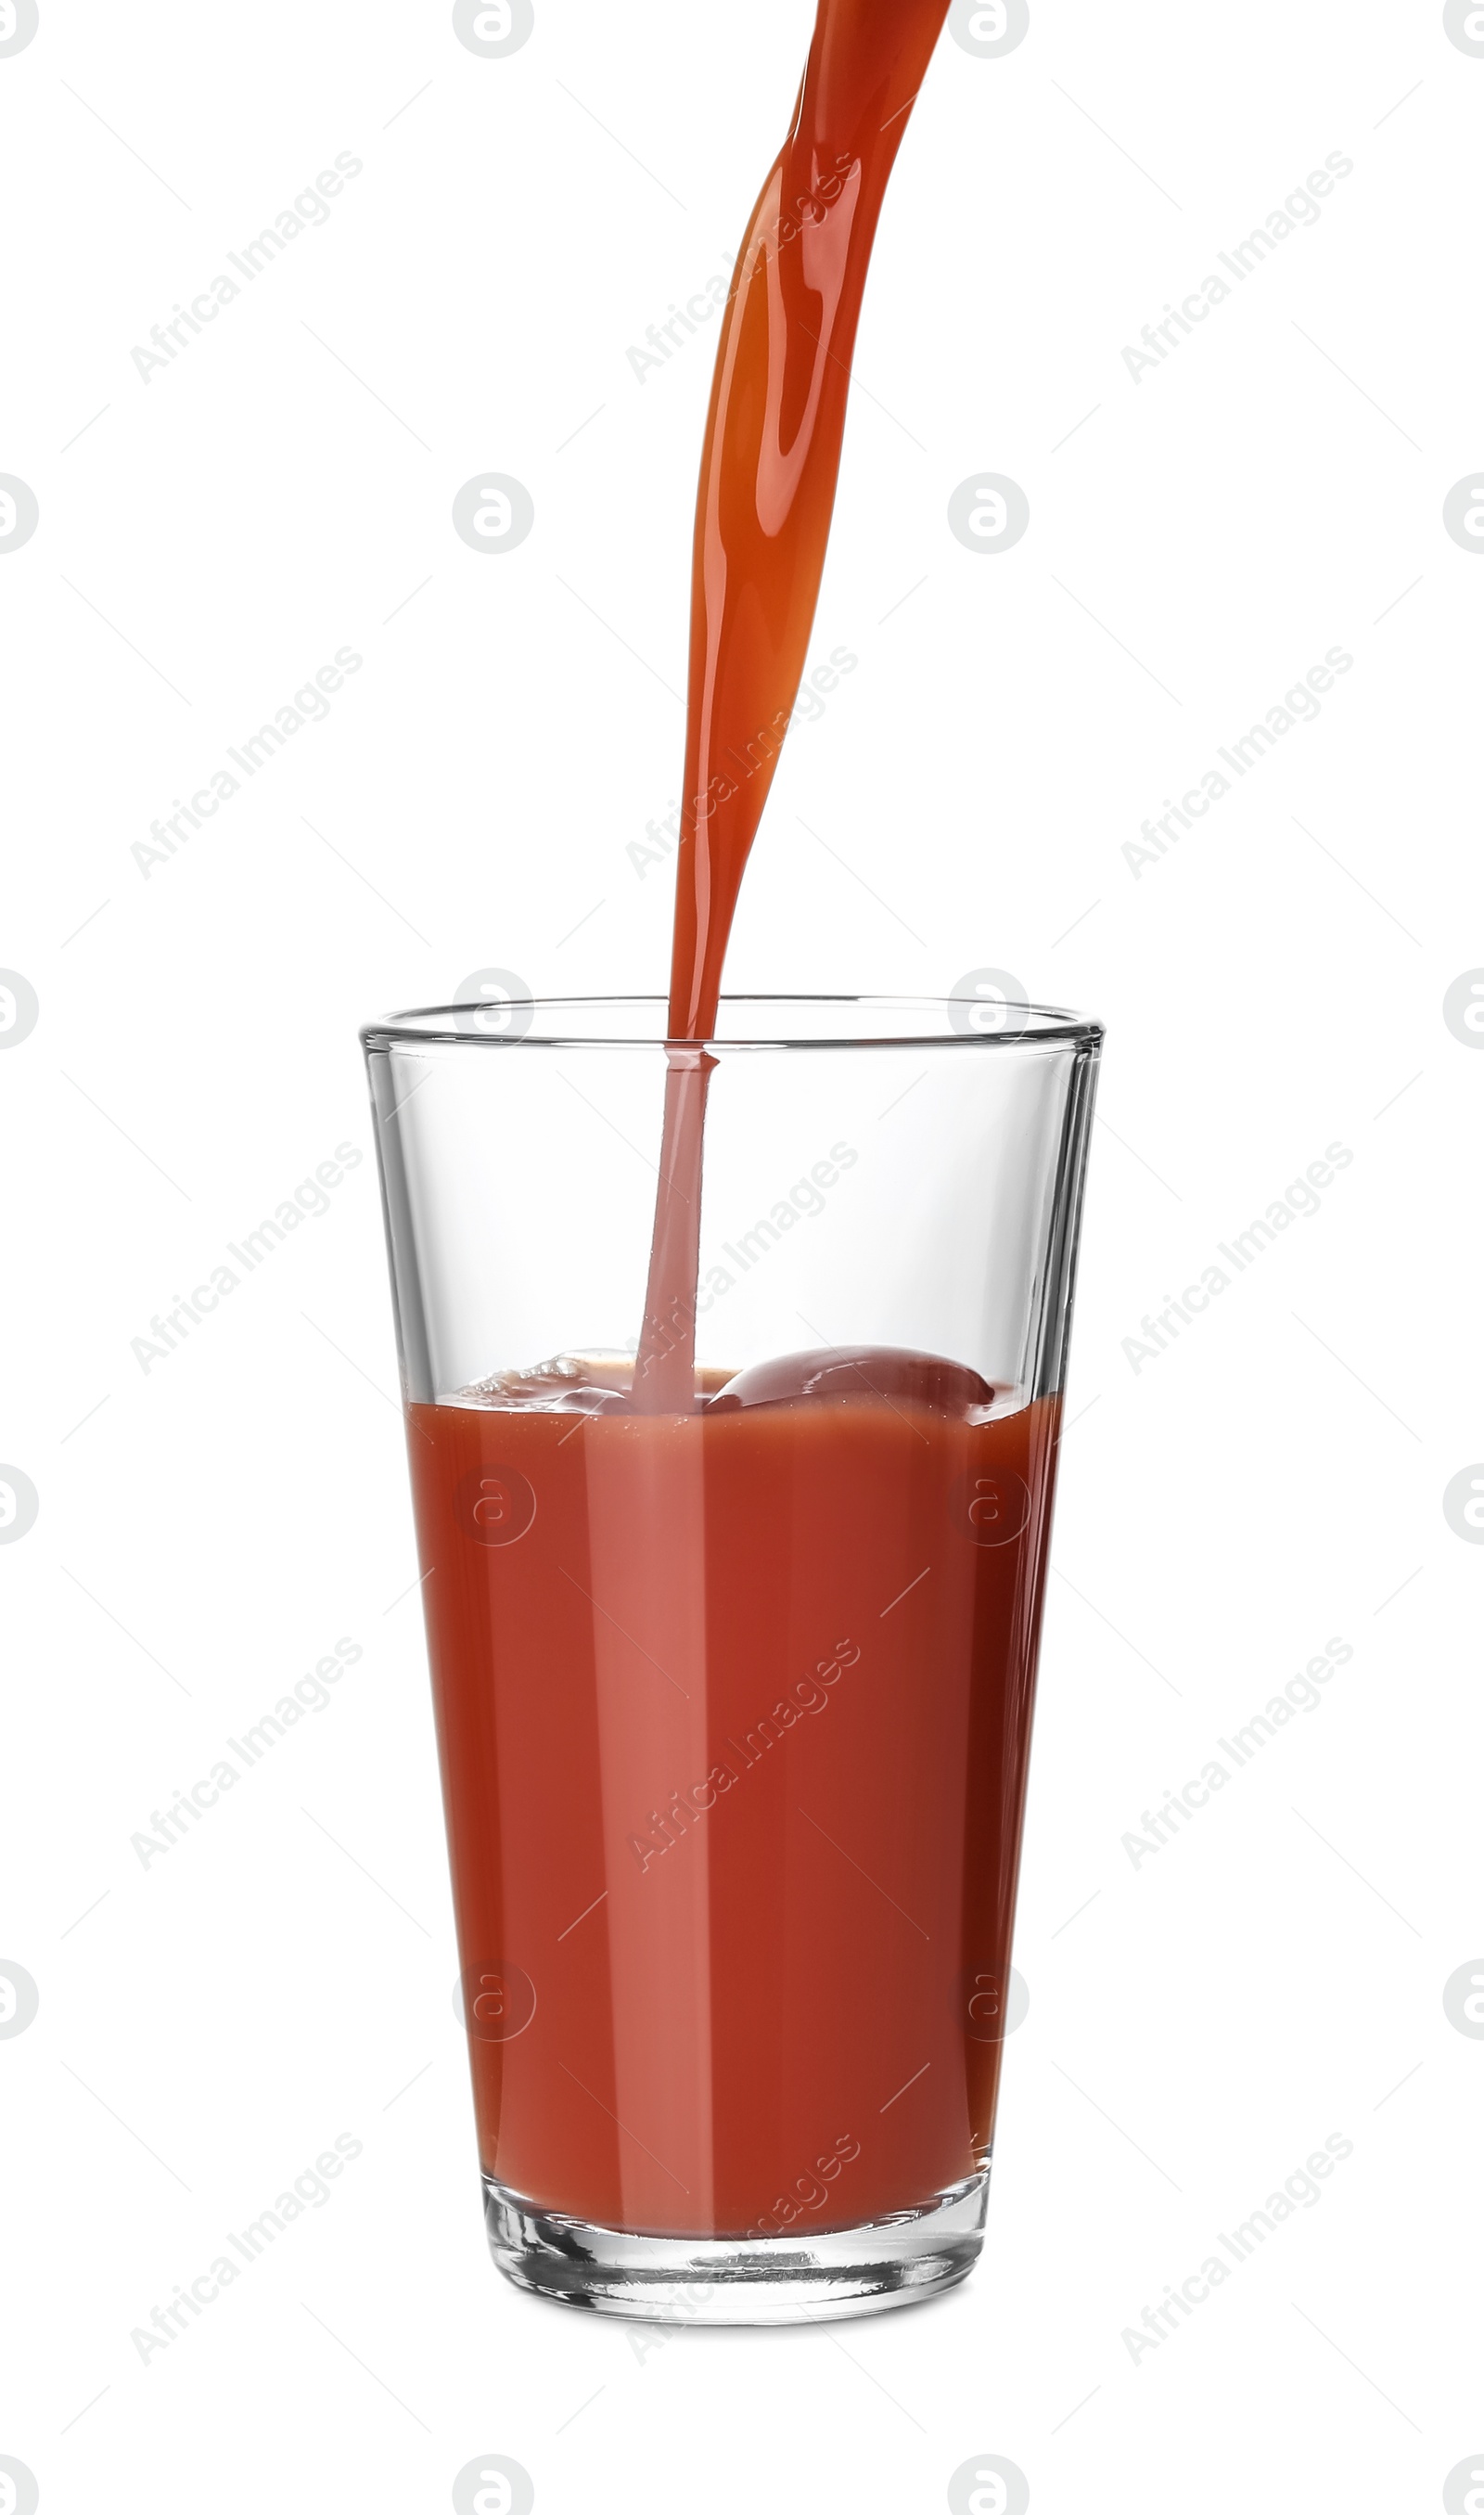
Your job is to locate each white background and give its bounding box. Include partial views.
[3,1,1482,2508]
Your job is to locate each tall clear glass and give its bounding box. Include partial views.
[362,996,1101,2322]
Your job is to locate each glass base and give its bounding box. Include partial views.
[482,2165,989,2324]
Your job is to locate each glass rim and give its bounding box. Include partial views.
[361,994,1105,1053]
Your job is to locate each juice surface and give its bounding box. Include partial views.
[409,1376,1059,2239]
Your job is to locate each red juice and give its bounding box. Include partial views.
[411,1362,1060,2237]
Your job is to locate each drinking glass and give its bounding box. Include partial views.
[362,995,1101,2321]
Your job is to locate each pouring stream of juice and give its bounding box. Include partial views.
[633,0,953,1409]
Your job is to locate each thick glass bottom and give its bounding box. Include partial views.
[482,2165,989,2323]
